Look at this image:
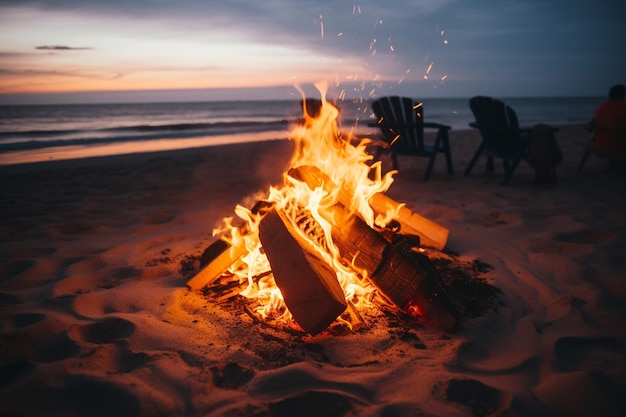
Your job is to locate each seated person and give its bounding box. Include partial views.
[590,84,626,154]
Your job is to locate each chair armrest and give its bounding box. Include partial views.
[519,126,559,133]
[470,123,558,134]
[595,125,626,133]
[423,122,451,130]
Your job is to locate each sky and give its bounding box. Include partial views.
[0,0,625,105]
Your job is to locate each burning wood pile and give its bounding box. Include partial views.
[187,85,461,335]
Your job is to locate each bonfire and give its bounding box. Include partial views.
[187,83,461,335]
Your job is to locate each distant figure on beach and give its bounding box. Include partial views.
[588,84,626,154]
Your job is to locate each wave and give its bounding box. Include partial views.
[0,119,295,151]
[1,118,295,137]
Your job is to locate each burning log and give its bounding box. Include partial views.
[187,239,246,290]
[190,180,458,332]
[258,208,347,335]
[288,165,459,330]
[187,201,273,291]
[187,86,459,334]
[289,165,449,250]
[324,201,461,331]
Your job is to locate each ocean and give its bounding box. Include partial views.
[0,97,601,165]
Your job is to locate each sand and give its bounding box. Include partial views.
[1,125,625,417]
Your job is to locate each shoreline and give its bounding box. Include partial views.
[0,122,587,169]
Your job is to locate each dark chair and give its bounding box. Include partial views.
[369,96,453,181]
[577,125,626,172]
[464,96,531,186]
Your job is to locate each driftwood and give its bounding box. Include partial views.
[289,165,448,250]
[258,208,347,335]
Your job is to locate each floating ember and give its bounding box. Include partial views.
[187,82,460,335]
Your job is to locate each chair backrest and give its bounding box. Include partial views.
[469,96,523,155]
[372,96,425,152]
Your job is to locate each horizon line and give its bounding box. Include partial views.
[0,84,604,106]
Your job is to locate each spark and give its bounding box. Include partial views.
[426,62,433,74]
[390,45,395,52]
[441,75,448,81]
[338,32,344,37]
[320,15,324,39]
[443,39,448,45]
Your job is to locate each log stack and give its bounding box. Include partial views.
[187,166,460,334]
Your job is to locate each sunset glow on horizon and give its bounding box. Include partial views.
[1,1,624,104]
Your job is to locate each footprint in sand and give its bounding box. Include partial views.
[141,210,177,225]
[1,313,80,363]
[0,360,36,390]
[211,362,255,389]
[248,363,371,417]
[465,210,511,227]
[553,228,616,244]
[68,316,135,344]
[0,292,22,305]
[269,390,355,417]
[0,247,57,287]
[554,336,626,372]
[439,378,513,416]
[49,374,141,417]
[7,247,57,258]
[0,259,36,277]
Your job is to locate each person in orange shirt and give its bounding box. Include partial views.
[591,84,626,153]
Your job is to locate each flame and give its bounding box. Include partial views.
[214,82,397,327]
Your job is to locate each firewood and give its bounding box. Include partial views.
[187,201,273,291]
[368,194,448,250]
[327,203,461,331]
[187,239,246,290]
[258,208,347,335]
[280,171,459,330]
[289,165,448,249]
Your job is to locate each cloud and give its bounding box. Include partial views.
[2,0,625,97]
[35,45,93,51]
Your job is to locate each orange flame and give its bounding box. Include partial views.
[215,82,397,325]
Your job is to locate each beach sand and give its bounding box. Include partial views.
[1,125,625,417]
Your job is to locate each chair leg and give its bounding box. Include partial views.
[577,150,590,172]
[501,157,522,186]
[441,131,454,175]
[486,156,494,172]
[423,153,438,181]
[464,144,484,176]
